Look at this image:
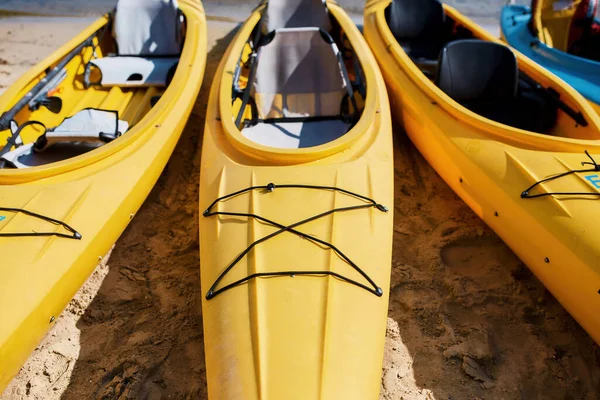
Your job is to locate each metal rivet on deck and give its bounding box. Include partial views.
[130,213,134,219]
[50,316,55,323]
[494,212,499,217]
[459,178,463,183]
[544,258,550,263]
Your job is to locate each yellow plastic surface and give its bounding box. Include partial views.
[365,0,600,344]
[0,0,207,390]
[199,3,394,399]
[531,0,583,50]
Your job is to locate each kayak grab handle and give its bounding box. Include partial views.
[203,183,388,300]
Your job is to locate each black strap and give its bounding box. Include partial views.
[521,150,600,198]
[0,121,47,168]
[83,23,111,88]
[0,207,82,239]
[234,26,264,128]
[203,183,388,300]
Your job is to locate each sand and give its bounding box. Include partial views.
[1,4,600,400]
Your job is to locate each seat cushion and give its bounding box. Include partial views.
[90,57,178,87]
[241,120,350,149]
[466,91,557,134]
[399,39,444,61]
[1,142,102,169]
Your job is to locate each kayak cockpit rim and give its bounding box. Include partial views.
[370,0,600,151]
[218,2,380,163]
[0,0,205,184]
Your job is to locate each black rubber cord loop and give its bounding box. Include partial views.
[203,184,387,300]
[521,151,600,199]
[0,207,82,239]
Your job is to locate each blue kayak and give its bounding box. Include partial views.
[501,5,600,109]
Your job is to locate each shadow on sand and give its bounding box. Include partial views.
[61,26,239,400]
[383,127,600,399]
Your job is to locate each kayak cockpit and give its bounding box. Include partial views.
[231,0,366,149]
[0,0,185,170]
[386,0,599,141]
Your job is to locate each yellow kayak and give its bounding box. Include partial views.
[365,0,600,344]
[199,0,393,398]
[0,0,206,390]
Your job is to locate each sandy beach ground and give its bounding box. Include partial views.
[1,1,599,399]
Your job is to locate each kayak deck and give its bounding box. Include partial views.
[200,1,393,398]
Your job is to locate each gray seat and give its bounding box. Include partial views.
[261,0,332,33]
[242,120,350,149]
[89,57,178,87]
[240,28,354,149]
[86,0,182,87]
[113,0,182,56]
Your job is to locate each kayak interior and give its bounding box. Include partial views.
[386,0,598,140]
[0,0,187,169]
[231,2,367,149]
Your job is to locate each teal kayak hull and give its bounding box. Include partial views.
[501,5,600,108]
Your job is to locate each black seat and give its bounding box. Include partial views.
[436,39,556,133]
[386,0,448,75]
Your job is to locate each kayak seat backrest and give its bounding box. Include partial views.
[437,40,557,134]
[387,0,448,74]
[88,0,182,88]
[261,0,332,33]
[437,40,518,104]
[114,0,182,57]
[252,28,348,120]
[241,27,353,148]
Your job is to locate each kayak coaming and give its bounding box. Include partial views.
[364,0,600,344]
[199,2,394,399]
[501,5,600,112]
[0,0,207,391]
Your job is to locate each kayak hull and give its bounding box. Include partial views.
[365,0,600,344]
[0,0,207,390]
[199,3,394,399]
[501,5,600,111]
